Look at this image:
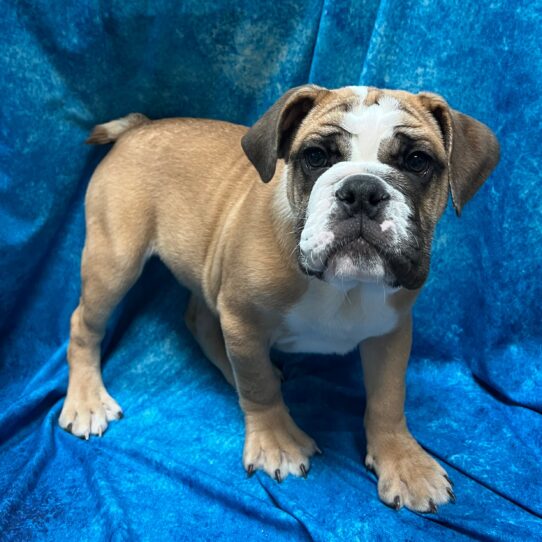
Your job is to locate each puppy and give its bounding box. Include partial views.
[60,85,499,512]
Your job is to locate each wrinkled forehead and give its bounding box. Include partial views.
[293,86,446,162]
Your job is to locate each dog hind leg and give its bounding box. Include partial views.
[185,294,235,387]
[59,227,148,438]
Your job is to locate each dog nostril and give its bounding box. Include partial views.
[336,187,356,205]
[368,190,390,207]
[336,176,390,216]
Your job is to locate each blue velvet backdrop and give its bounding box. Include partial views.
[1,1,541,540]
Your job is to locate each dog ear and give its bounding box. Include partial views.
[241,85,328,183]
[418,92,500,216]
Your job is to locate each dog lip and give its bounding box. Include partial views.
[303,234,373,277]
[299,224,386,278]
[325,233,373,262]
[298,261,325,279]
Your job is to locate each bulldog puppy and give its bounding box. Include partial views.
[60,85,499,512]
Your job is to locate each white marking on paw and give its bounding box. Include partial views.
[366,432,454,512]
[243,403,319,481]
[59,387,123,439]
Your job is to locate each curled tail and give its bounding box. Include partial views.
[86,113,150,145]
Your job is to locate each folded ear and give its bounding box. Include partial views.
[418,92,500,216]
[241,85,328,182]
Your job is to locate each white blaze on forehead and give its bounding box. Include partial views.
[342,86,404,162]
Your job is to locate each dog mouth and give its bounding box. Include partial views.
[299,216,427,289]
[300,232,382,279]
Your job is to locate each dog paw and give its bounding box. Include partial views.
[59,387,123,439]
[243,403,320,481]
[365,432,454,512]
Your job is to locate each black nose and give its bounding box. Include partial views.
[335,175,390,219]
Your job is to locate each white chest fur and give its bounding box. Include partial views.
[273,280,399,355]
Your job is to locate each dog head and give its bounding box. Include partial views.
[242,85,500,290]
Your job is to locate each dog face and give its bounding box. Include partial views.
[242,85,500,290]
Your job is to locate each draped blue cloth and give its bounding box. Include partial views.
[1,1,541,540]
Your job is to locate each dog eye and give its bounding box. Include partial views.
[304,147,329,169]
[404,151,432,174]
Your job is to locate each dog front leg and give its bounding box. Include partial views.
[220,309,319,481]
[360,314,455,512]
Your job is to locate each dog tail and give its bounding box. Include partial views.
[86,113,150,145]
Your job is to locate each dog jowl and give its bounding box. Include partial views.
[60,85,499,512]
